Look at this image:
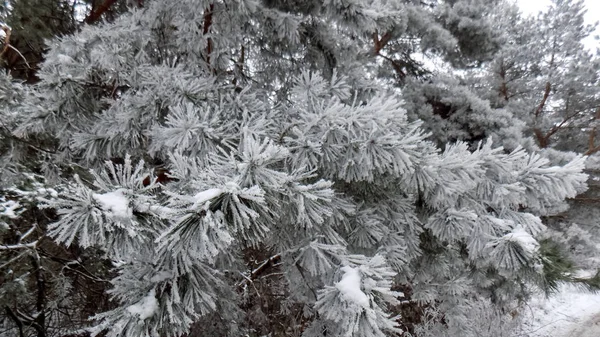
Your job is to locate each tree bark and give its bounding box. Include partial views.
[534,82,552,118]
[203,4,215,71]
[31,250,46,337]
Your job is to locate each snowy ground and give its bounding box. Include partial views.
[514,282,600,337]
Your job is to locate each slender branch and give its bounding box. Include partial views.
[31,249,46,337]
[0,23,12,57]
[4,306,25,337]
[0,242,38,250]
[0,24,31,68]
[0,250,29,269]
[7,307,44,333]
[585,146,600,156]
[534,82,551,118]
[295,262,318,301]
[585,107,600,155]
[534,111,581,148]
[203,3,215,72]
[19,224,37,243]
[371,30,408,79]
[232,44,245,87]
[0,122,56,154]
[586,127,598,155]
[498,60,509,101]
[38,249,110,283]
[572,196,600,201]
[376,53,406,80]
[546,112,580,138]
[239,45,245,74]
[6,45,28,69]
[236,254,281,289]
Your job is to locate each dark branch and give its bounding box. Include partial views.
[4,306,25,337]
[84,0,118,24]
[203,4,215,72]
[534,82,551,118]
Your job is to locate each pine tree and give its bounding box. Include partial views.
[0,0,136,83]
[466,0,600,284]
[484,0,600,153]
[0,1,592,337]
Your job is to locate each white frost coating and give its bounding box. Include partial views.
[37,188,59,198]
[192,188,223,208]
[93,190,131,218]
[515,282,600,337]
[0,23,9,39]
[127,289,158,320]
[336,266,370,308]
[0,200,21,219]
[503,227,539,256]
[56,54,75,65]
[150,271,172,283]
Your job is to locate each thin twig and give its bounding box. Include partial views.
[7,45,31,69]
[236,254,281,289]
[0,122,56,154]
[0,241,38,250]
[0,250,29,269]
[19,224,37,243]
[0,23,11,57]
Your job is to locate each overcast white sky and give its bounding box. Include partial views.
[517,0,599,50]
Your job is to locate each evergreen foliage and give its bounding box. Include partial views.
[0,0,597,336]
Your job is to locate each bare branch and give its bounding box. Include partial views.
[236,254,281,290]
[534,82,552,118]
[0,241,38,250]
[585,107,600,155]
[0,23,11,58]
[372,30,393,55]
[534,111,581,148]
[4,306,25,337]
[203,4,215,72]
[19,224,37,243]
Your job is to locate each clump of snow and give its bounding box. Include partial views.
[0,23,9,39]
[93,190,132,218]
[192,188,223,208]
[37,188,59,198]
[503,227,539,257]
[514,282,600,337]
[127,289,159,320]
[0,200,21,219]
[336,266,370,308]
[574,270,596,279]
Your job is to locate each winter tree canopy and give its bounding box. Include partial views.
[0,0,598,337]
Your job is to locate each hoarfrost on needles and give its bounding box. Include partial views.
[192,188,223,208]
[150,271,173,283]
[503,227,540,257]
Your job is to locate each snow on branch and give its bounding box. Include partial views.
[336,266,370,308]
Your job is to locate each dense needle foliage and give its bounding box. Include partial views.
[0,0,598,336]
